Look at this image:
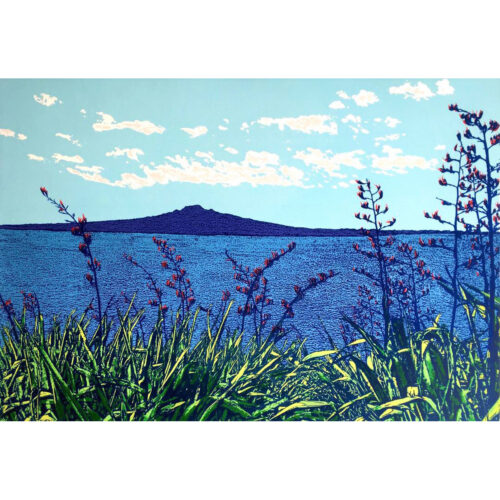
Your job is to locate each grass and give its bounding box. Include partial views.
[1,297,498,421]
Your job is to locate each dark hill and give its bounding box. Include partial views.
[0,205,448,236]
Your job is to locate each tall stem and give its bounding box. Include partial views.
[369,188,390,346]
[482,131,499,402]
[86,246,103,326]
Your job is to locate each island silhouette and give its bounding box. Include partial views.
[0,204,448,236]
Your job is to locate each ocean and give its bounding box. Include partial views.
[0,229,484,350]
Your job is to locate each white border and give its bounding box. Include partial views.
[1,422,498,499]
[1,1,499,497]
[0,0,499,77]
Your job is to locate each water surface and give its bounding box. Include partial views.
[0,229,481,350]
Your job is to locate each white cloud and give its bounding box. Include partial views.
[194,151,214,161]
[371,145,438,175]
[33,93,61,107]
[67,166,117,187]
[241,122,250,133]
[105,146,144,161]
[224,147,238,155]
[80,109,87,116]
[0,129,15,138]
[328,100,346,110]
[352,89,379,107]
[338,181,350,188]
[436,79,454,96]
[218,125,228,131]
[383,145,401,155]
[75,165,103,173]
[434,144,446,151]
[376,134,400,142]
[374,118,382,123]
[389,82,435,101]
[294,147,366,178]
[223,118,229,123]
[374,134,400,146]
[181,126,208,138]
[0,128,27,140]
[257,115,338,135]
[93,112,165,135]
[245,150,279,166]
[337,90,350,99]
[52,153,84,164]
[66,150,308,190]
[27,154,44,161]
[385,116,401,128]
[341,114,362,124]
[389,80,454,101]
[279,165,305,185]
[55,133,81,147]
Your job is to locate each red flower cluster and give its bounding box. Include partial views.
[226,242,335,343]
[88,258,101,270]
[281,299,294,318]
[78,242,89,256]
[489,120,499,132]
[20,291,40,314]
[151,236,196,317]
[237,304,253,316]
[2,298,12,308]
[40,188,103,322]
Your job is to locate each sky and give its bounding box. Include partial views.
[1,78,499,229]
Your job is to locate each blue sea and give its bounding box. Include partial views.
[0,229,482,350]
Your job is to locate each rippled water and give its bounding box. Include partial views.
[0,229,481,350]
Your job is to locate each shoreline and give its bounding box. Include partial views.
[0,225,454,237]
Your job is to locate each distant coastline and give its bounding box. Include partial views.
[0,204,452,237]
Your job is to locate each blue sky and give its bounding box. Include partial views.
[1,78,499,229]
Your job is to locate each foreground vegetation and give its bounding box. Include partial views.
[1,298,498,421]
